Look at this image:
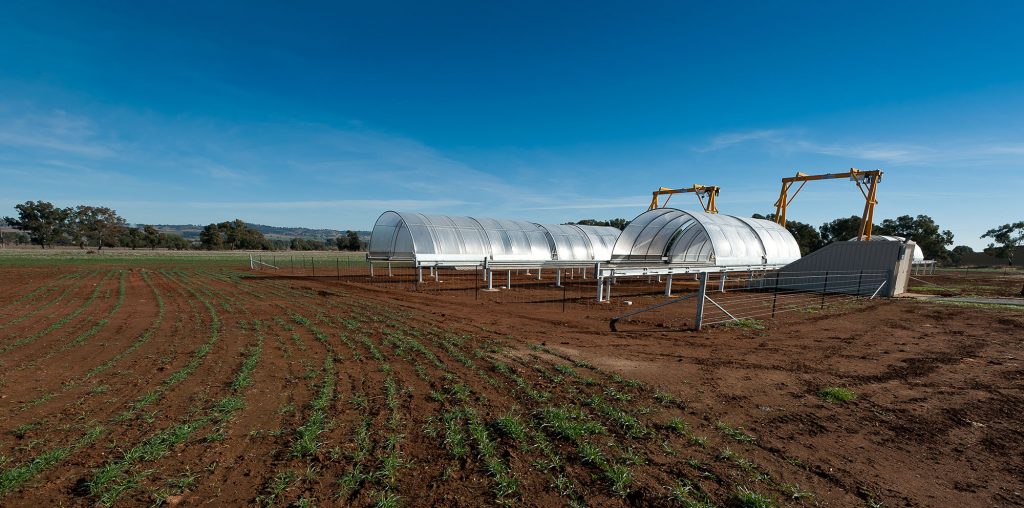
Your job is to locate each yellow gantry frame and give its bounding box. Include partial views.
[649,185,720,213]
[773,168,883,240]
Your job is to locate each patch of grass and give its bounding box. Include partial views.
[734,485,775,507]
[716,420,755,442]
[724,318,765,330]
[817,387,856,403]
[653,390,678,405]
[665,417,688,434]
[9,423,39,439]
[604,464,633,497]
[291,355,336,458]
[493,413,528,445]
[668,478,713,508]
[537,406,606,441]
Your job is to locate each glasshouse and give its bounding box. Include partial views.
[609,208,801,268]
[367,211,621,265]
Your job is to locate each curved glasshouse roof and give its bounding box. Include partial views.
[368,211,622,264]
[611,208,801,267]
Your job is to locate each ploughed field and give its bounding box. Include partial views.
[0,262,1021,507]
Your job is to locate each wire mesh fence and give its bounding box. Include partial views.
[248,256,892,327]
[696,270,890,327]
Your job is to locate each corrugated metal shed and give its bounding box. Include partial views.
[776,240,916,295]
[847,235,926,261]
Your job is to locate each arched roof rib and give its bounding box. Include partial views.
[611,208,800,267]
[368,211,622,264]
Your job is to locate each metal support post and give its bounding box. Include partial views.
[821,271,829,308]
[719,273,727,292]
[507,270,511,288]
[665,275,673,296]
[418,267,423,283]
[387,262,392,277]
[537,268,542,280]
[694,272,708,330]
[604,277,613,302]
[555,269,562,287]
[771,272,781,317]
[434,266,440,282]
[370,262,374,277]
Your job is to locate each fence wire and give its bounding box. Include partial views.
[698,270,889,327]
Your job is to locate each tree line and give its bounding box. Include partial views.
[3,201,366,252]
[3,201,191,250]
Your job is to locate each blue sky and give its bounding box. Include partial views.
[1,1,1022,248]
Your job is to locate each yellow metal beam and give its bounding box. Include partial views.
[773,168,882,240]
[649,185,720,213]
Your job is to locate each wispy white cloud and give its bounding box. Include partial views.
[695,128,1024,166]
[694,129,788,153]
[0,108,118,158]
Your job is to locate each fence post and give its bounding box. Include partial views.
[772,272,781,317]
[694,272,708,330]
[821,271,829,308]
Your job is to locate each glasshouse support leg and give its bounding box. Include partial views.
[388,262,392,277]
[719,273,727,292]
[596,276,604,302]
[507,270,512,288]
[665,275,673,296]
[537,269,542,280]
[434,267,440,282]
[605,277,613,302]
[370,263,374,277]
[417,267,423,283]
[694,272,708,331]
[555,269,562,287]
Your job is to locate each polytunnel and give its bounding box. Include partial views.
[610,208,801,267]
[367,211,622,265]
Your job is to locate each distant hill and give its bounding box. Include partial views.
[149,223,370,242]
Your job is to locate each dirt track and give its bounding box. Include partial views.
[0,265,1021,507]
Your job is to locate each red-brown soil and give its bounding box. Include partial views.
[0,264,1020,507]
